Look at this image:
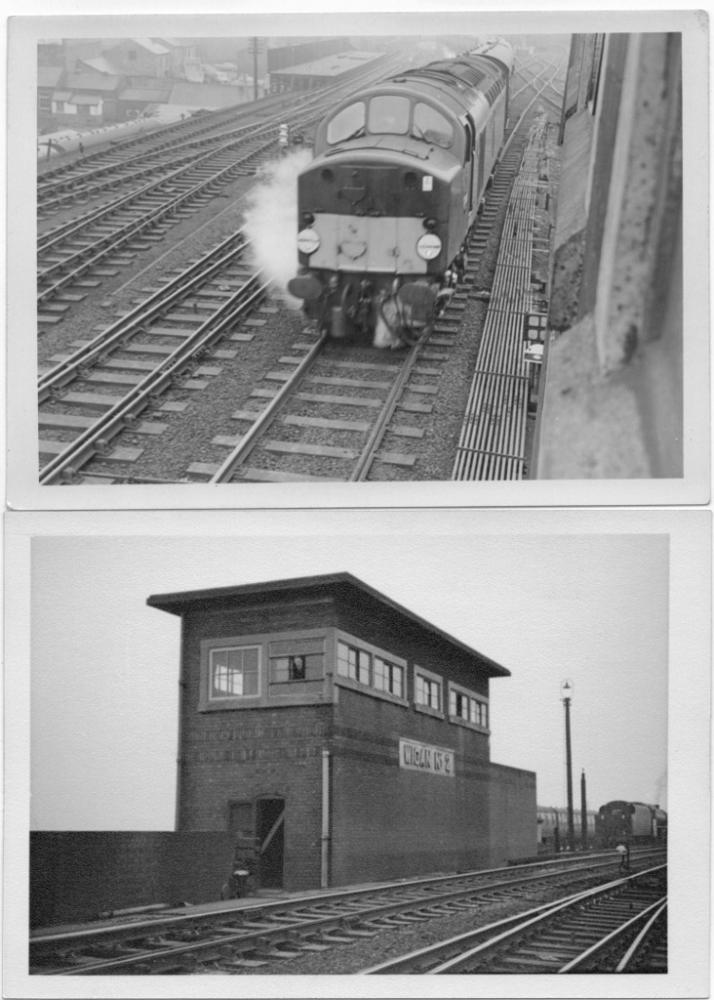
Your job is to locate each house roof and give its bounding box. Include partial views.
[64,72,123,92]
[79,56,119,75]
[71,93,102,105]
[38,65,64,88]
[147,572,511,678]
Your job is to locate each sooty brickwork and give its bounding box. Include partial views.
[488,763,538,863]
[148,573,534,891]
[30,832,235,928]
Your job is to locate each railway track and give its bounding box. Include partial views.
[35,55,566,484]
[183,80,563,485]
[31,852,663,975]
[363,863,667,974]
[36,57,406,326]
[37,231,275,484]
[37,56,404,222]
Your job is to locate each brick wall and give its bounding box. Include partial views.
[329,687,492,884]
[30,832,235,928]
[487,763,538,863]
[170,583,508,891]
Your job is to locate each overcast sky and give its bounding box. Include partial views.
[26,510,678,830]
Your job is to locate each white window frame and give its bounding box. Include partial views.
[414,665,444,717]
[208,644,261,702]
[334,631,408,707]
[447,681,489,732]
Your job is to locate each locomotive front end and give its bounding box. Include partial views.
[287,84,469,347]
[289,153,457,342]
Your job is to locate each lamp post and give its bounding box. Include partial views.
[561,680,575,850]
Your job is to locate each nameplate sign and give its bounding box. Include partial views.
[399,738,455,777]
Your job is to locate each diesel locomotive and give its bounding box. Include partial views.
[287,39,514,348]
[595,800,668,847]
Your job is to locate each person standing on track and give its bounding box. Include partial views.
[615,842,628,872]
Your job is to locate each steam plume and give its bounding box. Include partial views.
[242,149,312,305]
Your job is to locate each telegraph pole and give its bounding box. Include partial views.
[250,37,260,101]
[561,680,575,850]
[580,768,588,849]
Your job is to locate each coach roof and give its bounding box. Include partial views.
[147,571,510,678]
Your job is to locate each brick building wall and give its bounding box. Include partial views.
[488,763,538,863]
[30,832,235,928]
[330,686,491,884]
[149,575,533,893]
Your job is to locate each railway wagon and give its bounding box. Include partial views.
[37,117,161,159]
[287,39,514,348]
[595,801,668,847]
[537,806,597,851]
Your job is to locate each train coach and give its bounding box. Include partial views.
[595,801,668,847]
[287,39,514,348]
[537,806,597,852]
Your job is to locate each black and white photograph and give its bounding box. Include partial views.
[1,4,711,1000]
[3,508,711,996]
[5,8,710,508]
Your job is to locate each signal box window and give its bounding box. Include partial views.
[336,639,405,703]
[414,667,442,714]
[373,656,404,698]
[209,646,260,700]
[270,653,323,683]
[327,102,366,144]
[267,636,325,698]
[448,683,489,730]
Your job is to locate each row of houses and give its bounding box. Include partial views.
[39,38,201,80]
[38,38,267,130]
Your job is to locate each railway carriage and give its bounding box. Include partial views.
[287,39,514,347]
[537,806,597,851]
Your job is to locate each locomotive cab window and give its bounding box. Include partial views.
[326,102,366,144]
[368,95,410,135]
[411,103,453,148]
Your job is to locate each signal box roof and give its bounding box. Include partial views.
[148,571,510,678]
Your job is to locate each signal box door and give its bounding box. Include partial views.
[256,797,285,888]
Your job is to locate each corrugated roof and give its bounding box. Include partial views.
[147,571,511,678]
[271,50,381,78]
[132,37,170,55]
[168,82,246,109]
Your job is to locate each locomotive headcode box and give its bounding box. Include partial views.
[399,738,455,776]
